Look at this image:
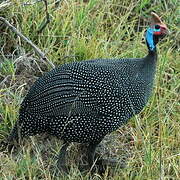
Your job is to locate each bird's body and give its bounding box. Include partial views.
[10,55,156,144]
[7,12,168,170]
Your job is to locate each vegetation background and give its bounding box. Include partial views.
[0,0,179,179]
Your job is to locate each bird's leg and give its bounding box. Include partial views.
[87,142,120,174]
[87,142,99,168]
[57,142,70,172]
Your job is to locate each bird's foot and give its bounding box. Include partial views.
[0,140,16,152]
[57,163,69,173]
[96,158,120,167]
[52,163,70,177]
[0,140,8,152]
[95,157,125,174]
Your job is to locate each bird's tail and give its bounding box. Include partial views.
[5,121,22,152]
[7,121,20,143]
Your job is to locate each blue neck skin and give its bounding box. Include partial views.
[146,27,161,52]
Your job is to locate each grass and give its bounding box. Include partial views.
[0,0,180,179]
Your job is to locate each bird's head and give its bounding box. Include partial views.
[150,12,169,37]
[146,12,169,51]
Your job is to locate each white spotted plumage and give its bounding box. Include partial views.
[10,57,156,144]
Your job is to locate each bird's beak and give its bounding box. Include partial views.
[164,28,170,35]
[160,23,170,35]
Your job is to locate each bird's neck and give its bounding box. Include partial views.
[146,28,157,54]
[145,27,158,62]
[141,28,158,81]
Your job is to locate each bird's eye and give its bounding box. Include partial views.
[155,25,160,29]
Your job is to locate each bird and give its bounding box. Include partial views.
[6,12,168,171]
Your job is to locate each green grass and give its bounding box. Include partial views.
[0,0,180,179]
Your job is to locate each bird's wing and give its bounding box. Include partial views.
[22,59,143,117]
[22,64,105,117]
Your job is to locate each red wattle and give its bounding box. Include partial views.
[154,31,161,35]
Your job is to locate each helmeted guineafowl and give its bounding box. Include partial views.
[7,12,168,170]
